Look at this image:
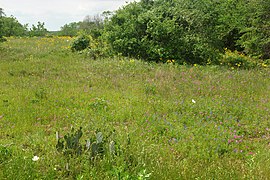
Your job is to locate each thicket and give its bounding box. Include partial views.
[103,0,270,64]
[1,1,269,66]
[0,9,48,38]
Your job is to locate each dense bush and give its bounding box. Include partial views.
[238,0,270,60]
[0,16,27,37]
[86,37,112,59]
[71,34,91,52]
[104,0,270,64]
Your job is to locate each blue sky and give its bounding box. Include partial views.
[0,0,135,31]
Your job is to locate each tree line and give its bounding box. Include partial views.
[0,8,48,38]
[104,0,270,63]
[1,0,269,64]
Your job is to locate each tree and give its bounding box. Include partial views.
[59,22,79,36]
[0,8,5,40]
[1,16,27,36]
[29,22,48,37]
[104,0,221,64]
[79,14,104,38]
[238,0,270,59]
[104,0,270,63]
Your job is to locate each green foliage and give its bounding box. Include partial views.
[0,36,7,42]
[70,34,90,52]
[238,0,270,60]
[0,15,27,37]
[70,33,111,59]
[56,127,116,158]
[220,49,258,69]
[29,22,48,37]
[80,14,104,38]
[56,127,83,156]
[104,0,223,64]
[58,14,104,38]
[220,49,269,69]
[86,36,112,59]
[1,23,270,180]
[104,0,270,64]
[0,146,12,164]
[58,22,79,37]
[0,8,27,40]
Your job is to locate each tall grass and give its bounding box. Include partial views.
[0,37,269,179]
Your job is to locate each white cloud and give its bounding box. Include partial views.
[0,0,135,30]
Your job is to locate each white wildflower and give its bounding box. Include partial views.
[32,155,39,161]
[192,99,196,103]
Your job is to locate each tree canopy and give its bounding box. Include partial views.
[104,0,270,63]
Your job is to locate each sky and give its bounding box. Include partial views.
[0,0,136,31]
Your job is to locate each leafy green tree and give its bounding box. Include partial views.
[59,22,79,36]
[104,0,222,64]
[79,14,104,38]
[104,0,270,63]
[238,0,270,59]
[29,22,48,37]
[1,16,27,36]
[0,8,5,40]
[59,14,104,38]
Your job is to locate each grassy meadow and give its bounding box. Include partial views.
[0,37,270,179]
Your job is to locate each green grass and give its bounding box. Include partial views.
[0,37,270,179]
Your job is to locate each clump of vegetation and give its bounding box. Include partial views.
[0,36,7,42]
[220,49,269,69]
[220,49,257,69]
[1,0,270,178]
[70,34,91,52]
[103,0,270,65]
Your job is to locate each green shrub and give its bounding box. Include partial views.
[103,0,224,64]
[86,37,111,59]
[220,49,261,69]
[71,34,90,52]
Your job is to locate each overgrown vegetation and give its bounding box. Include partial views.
[0,0,270,179]
[104,0,270,64]
[1,1,269,65]
[0,36,269,179]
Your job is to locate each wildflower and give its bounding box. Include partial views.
[192,99,196,104]
[32,155,39,161]
[228,139,233,144]
[262,63,267,68]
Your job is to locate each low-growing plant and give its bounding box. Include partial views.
[0,145,12,164]
[220,49,260,69]
[56,127,117,175]
[56,127,83,156]
[89,97,108,111]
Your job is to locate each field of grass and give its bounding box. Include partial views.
[0,37,270,179]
